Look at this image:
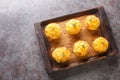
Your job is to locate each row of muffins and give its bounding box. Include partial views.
[45,15,100,40]
[52,37,109,63]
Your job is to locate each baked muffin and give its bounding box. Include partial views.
[45,23,62,40]
[73,40,89,57]
[84,15,100,30]
[93,37,109,53]
[65,19,82,34]
[52,47,70,63]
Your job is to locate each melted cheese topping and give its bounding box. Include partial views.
[52,47,70,63]
[45,23,62,39]
[66,19,82,34]
[73,40,89,57]
[93,37,109,53]
[84,15,100,30]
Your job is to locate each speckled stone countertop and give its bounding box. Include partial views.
[0,0,120,80]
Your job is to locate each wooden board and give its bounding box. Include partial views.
[34,7,119,74]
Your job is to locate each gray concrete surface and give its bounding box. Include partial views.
[0,0,120,80]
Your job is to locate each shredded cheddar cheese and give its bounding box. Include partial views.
[93,37,109,53]
[84,15,100,30]
[66,19,82,34]
[73,40,89,57]
[52,47,70,63]
[45,23,62,40]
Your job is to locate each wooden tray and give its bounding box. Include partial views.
[34,7,119,74]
